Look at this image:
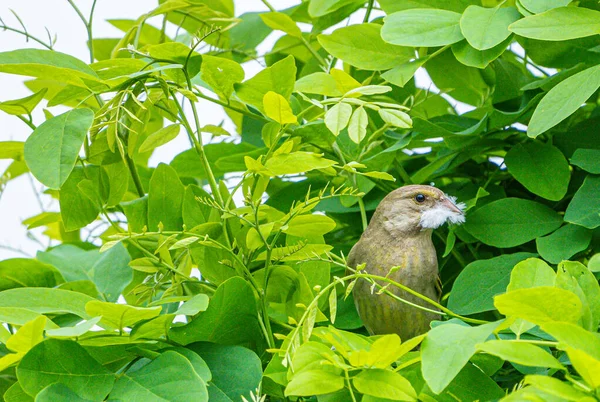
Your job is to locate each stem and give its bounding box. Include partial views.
[16,115,36,130]
[353,272,488,324]
[345,370,358,402]
[299,36,327,68]
[171,88,222,206]
[260,0,276,11]
[357,192,368,232]
[125,154,145,197]
[363,0,375,22]
[0,25,53,49]
[66,0,97,62]
[193,90,268,122]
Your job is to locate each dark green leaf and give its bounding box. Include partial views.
[565,175,600,229]
[17,339,114,400]
[464,198,563,247]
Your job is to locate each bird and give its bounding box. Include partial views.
[348,184,465,341]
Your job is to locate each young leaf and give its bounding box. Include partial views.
[325,103,352,136]
[378,109,412,128]
[477,340,564,370]
[260,12,303,38]
[347,106,368,144]
[263,91,297,124]
[329,286,337,324]
[138,124,181,153]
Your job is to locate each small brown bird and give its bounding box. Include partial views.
[348,185,465,341]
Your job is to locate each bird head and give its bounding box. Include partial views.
[374,185,466,236]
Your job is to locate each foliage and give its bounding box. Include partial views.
[0,0,600,400]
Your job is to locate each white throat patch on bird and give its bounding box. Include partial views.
[419,195,466,229]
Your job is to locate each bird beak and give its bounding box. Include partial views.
[441,197,464,215]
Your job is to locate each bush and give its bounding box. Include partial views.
[1,0,600,400]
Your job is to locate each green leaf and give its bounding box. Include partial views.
[421,320,501,394]
[460,5,520,50]
[0,88,47,115]
[0,258,64,291]
[235,55,296,111]
[527,65,600,138]
[110,351,208,401]
[494,286,582,325]
[308,0,360,17]
[35,383,92,402]
[263,91,297,124]
[536,224,592,264]
[169,277,262,346]
[540,321,600,359]
[85,300,161,329]
[589,254,600,273]
[325,103,352,136]
[477,340,563,369]
[382,9,464,47]
[148,163,185,231]
[378,109,412,128]
[176,294,210,315]
[520,0,571,14]
[507,258,556,292]
[283,214,337,237]
[504,141,570,200]
[17,339,114,400]
[420,362,505,401]
[256,244,333,261]
[509,7,600,41]
[556,261,600,331]
[318,23,414,70]
[6,315,46,355]
[0,49,102,88]
[353,369,417,401]
[564,347,600,388]
[264,152,337,176]
[565,175,600,229]
[188,342,262,401]
[524,375,590,401]
[451,36,512,69]
[447,252,536,315]
[260,12,302,38]
[138,124,181,154]
[381,59,427,88]
[3,383,33,402]
[347,106,368,144]
[0,288,94,318]
[464,198,563,247]
[295,72,342,96]
[24,108,94,189]
[38,243,132,302]
[285,370,345,396]
[46,317,102,338]
[199,55,244,99]
[0,141,24,160]
[570,149,600,174]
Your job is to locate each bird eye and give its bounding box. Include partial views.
[415,194,426,203]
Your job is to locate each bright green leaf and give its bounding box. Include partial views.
[460,6,520,50]
[382,9,464,47]
[477,340,564,369]
[318,23,414,70]
[24,108,94,189]
[263,91,297,124]
[509,7,600,41]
